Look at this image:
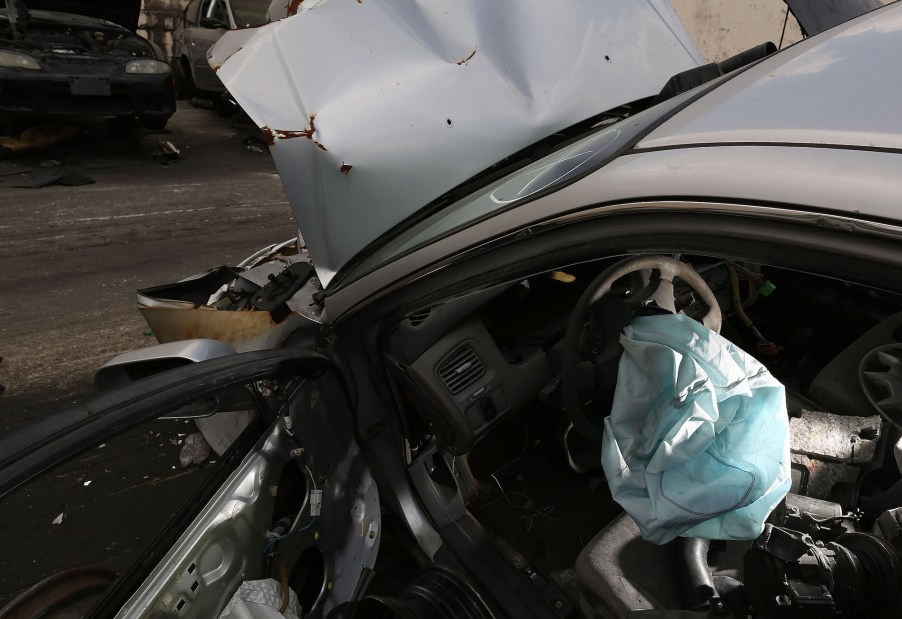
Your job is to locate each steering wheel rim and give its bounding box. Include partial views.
[561,255,722,443]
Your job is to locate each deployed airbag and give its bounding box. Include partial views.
[218,579,301,619]
[601,314,790,544]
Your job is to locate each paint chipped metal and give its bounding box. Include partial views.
[456,48,477,66]
[287,0,304,17]
[261,115,326,149]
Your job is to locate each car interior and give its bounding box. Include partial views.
[4,246,902,619]
[373,251,902,618]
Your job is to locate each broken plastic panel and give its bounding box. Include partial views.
[137,238,322,352]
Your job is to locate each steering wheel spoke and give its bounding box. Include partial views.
[575,360,599,400]
[562,255,722,443]
[647,277,677,314]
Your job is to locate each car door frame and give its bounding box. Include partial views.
[186,0,230,92]
[0,348,380,618]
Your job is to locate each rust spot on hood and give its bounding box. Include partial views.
[260,115,327,150]
[271,129,311,140]
[457,48,477,65]
[287,0,303,16]
[340,163,352,174]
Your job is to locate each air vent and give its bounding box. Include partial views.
[408,309,431,327]
[438,346,485,394]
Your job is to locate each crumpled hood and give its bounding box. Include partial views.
[211,0,701,286]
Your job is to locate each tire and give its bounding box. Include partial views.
[174,57,197,100]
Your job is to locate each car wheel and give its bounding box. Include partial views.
[174,57,197,100]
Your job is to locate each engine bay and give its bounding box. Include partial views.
[1,11,155,60]
[385,254,902,618]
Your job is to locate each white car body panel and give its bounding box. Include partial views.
[321,4,902,321]
[637,5,902,150]
[210,0,702,285]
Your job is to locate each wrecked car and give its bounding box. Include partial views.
[4,1,902,618]
[172,0,271,96]
[0,0,175,130]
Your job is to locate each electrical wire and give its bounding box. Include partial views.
[264,516,319,574]
[287,462,318,533]
[277,554,290,614]
[266,517,319,554]
[489,418,530,495]
[731,262,764,282]
[779,6,790,49]
[304,464,318,491]
[486,418,586,550]
[728,262,777,354]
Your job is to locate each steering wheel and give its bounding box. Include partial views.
[561,255,722,443]
[860,344,902,430]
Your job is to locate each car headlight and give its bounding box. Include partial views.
[0,50,42,70]
[125,59,171,75]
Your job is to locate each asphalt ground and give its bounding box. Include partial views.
[0,102,297,432]
[0,102,298,605]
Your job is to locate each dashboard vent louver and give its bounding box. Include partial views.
[438,346,485,394]
[408,309,431,327]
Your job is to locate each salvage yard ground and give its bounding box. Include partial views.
[0,102,297,433]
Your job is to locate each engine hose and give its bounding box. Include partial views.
[679,537,716,609]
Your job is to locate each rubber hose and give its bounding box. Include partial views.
[679,537,716,609]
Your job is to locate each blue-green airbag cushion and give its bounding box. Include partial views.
[601,314,790,544]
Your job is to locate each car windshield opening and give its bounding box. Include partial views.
[229,0,269,27]
[333,74,735,291]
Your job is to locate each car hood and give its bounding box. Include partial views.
[7,0,141,31]
[210,0,702,287]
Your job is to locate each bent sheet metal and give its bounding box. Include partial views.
[210,0,701,285]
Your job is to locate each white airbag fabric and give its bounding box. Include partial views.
[218,579,301,619]
[601,314,790,544]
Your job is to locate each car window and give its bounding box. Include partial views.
[201,0,229,25]
[0,349,347,617]
[184,0,201,26]
[229,0,270,27]
[200,0,213,19]
[0,378,270,613]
